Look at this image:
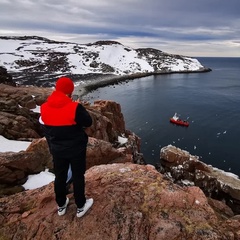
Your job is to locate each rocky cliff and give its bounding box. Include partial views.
[0,83,143,197]
[1,163,240,239]
[159,145,240,215]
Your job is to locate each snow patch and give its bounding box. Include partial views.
[118,136,128,144]
[0,135,31,152]
[22,169,55,190]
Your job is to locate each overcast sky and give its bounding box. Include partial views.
[0,0,239,57]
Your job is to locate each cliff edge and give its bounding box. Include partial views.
[1,163,240,239]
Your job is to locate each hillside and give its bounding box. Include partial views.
[0,36,210,87]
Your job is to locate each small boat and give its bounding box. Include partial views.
[170,113,189,127]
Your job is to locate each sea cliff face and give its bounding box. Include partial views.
[159,145,240,215]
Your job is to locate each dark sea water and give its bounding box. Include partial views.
[84,57,240,177]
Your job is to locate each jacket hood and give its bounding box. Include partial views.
[47,91,72,108]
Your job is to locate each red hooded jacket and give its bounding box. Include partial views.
[40,91,92,158]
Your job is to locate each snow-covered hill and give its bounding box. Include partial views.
[0,36,209,86]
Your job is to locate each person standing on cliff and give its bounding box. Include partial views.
[40,76,93,217]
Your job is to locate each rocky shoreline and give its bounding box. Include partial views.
[73,67,212,98]
[159,145,240,215]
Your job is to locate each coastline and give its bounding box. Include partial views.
[75,68,211,98]
[75,72,152,97]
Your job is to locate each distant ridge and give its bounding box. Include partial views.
[0,36,211,86]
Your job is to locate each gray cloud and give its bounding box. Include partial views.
[0,0,239,56]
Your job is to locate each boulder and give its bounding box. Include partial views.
[0,138,52,185]
[0,83,51,139]
[92,100,125,133]
[0,163,239,239]
[86,100,126,143]
[86,137,132,168]
[0,111,41,139]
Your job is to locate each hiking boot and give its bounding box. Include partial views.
[57,197,69,216]
[76,198,94,218]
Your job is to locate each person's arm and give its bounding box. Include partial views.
[75,104,92,127]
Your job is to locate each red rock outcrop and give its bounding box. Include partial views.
[160,145,240,215]
[0,163,239,239]
[91,99,125,133]
[86,137,131,168]
[0,138,52,185]
[0,83,52,139]
[0,133,143,197]
[0,84,135,144]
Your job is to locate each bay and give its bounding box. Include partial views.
[84,57,240,177]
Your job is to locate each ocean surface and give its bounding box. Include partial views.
[84,57,240,177]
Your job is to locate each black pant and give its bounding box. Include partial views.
[53,148,86,208]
